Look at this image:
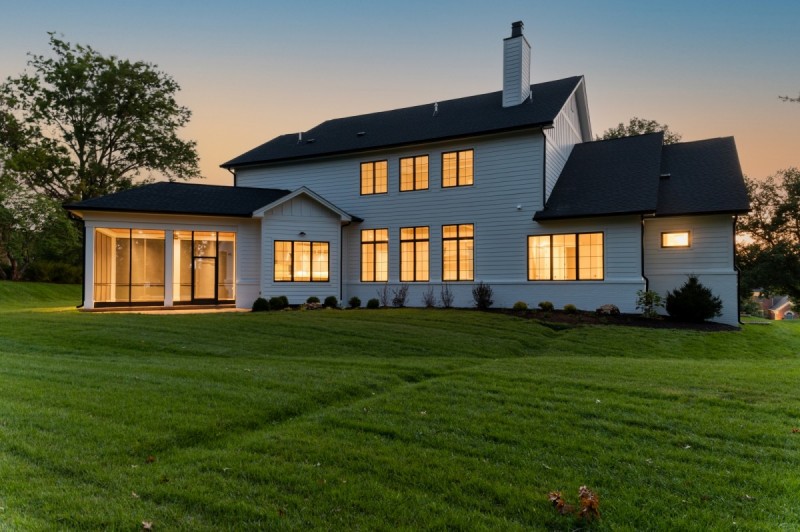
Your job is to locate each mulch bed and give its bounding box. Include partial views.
[493,308,739,331]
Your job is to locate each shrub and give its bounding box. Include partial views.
[563,303,578,314]
[324,295,339,308]
[440,284,454,308]
[472,282,494,310]
[348,296,361,309]
[376,285,390,307]
[512,301,528,311]
[268,296,286,310]
[422,286,437,308]
[366,298,380,309]
[636,289,664,318]
[665,275,722,322]
[252,297,269,312]
[391,284,409,307]
[306,296,320,304]
[538,301,554,312]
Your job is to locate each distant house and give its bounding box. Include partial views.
[754,293,795,320]
[65,21,750,325]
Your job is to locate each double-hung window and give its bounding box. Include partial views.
[442,224,474,281]
[400,226,429,282]
[442,149,473,187]
[361,229,389,282]
[400,155,429,191]
[361,160,388,195]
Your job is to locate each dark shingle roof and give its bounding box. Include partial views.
[534,133,749,221]
[534,133,664,220]
[222,76,583,168]
[658,137,749,216]
[65,182,291,217]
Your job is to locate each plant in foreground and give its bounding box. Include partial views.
[666,275,722,322]
[512,301,528,311]
[636,289,664,318]
[538,301,554,312]
[472,281,494,310]
[366,298,380,309]
[548,485,600,523]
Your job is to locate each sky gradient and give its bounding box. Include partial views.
[2,0,798,186]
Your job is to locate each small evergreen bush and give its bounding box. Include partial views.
[563,303,578,314]
[538,301,554,312]
[268,296,286,310]
[306,296,320,304]
[665,275,723,322]
[366,298,380,309]
[512,301,528,311]
[252,297,269,312]
[472,282,494,310]
[279,295,289,308]
[348,296,361,308]
[636,289,664,318]
[324,295,339,308]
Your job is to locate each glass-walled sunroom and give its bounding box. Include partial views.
[93,228,235,307]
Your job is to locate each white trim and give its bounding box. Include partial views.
[252,186,354,222]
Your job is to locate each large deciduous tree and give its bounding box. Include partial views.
[737,168,800,300]
[599,117,682,144]
[0,33,200,203]
[779,93,799,103]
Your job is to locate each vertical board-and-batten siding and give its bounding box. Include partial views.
[260,195,342,303]
[643,214,739,326]
[502,35,531,107]
[544,90,583,202]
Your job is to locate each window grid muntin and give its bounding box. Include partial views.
[527,232,604,281]
[400,155,429,191]
[400,226,429,282]
[360,160,388,195]
[274,240,330,282]
[442,223,474,281]
[361,228,389,282]
[442,149,474,188]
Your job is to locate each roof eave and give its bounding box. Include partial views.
[221,122,552,170]
[533,209,655,222]
[62,205,255,218]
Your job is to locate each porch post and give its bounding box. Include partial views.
[164,230,174,307]
[83,226,95,309]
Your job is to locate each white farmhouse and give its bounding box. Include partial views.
[66,21,749,325]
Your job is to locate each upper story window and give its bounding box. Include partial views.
[361,160,388,195]
[400,155,429,191]
[361,229,389,282]
[442,224,474,281]
[442,149,473,188]
[400,226,429,282]
[661,231,690,248]
[274,241,329,282]
[528,232,603,281]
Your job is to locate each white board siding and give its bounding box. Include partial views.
[544,91,583,201]
[77,212,260,309]
[260,195,342,304]
[643,215,739,326]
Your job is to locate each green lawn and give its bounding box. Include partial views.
[0,281,798,530]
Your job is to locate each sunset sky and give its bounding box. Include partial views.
[2,0,798,185]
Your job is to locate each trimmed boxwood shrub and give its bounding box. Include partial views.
[366,298,380,309]
[538,301,554,312]
[324,295,339,308]
[252,297,269,312]
[306,296,320,304]
[269,296,287,310]
[512,301,528,311]
[348,296,361,308]
[563,303,578,314]
[666,275,722,322]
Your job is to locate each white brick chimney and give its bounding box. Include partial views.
[502,21,531,107]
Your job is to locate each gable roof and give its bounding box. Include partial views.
[252,186,360,222]
[222,76,584,169]
[534,133,749,221]
[65,182,292,218]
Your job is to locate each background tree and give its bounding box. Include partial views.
[737,168,800,299]
[599,116,682,144]
[0,33,199,203]
[779,93,799,103]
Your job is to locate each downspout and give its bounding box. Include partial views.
[734,215,741,325]
[640,215,649,291]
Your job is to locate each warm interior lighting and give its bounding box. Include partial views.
[662,231,690,248]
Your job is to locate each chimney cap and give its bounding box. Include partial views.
[511,21,524,38]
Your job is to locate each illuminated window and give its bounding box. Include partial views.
[400,226,429,282]
[361,229,389,282]
[274,241,329,282]
[94,228,165,304]
[661,231,690,248]
[361,160,388,195]
[528,233,603,281]
[442,224,474,281]
[442,149,474,187]
[400,155,429,191]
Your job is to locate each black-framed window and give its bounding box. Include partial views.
[527,232,604,281]
[442,149,474,187]
[400,155,429,191]
[274,241,329,282]
[400,226,429,282]
[361,160,388,195]
[442,224,474,281]
[661,231,691,248]
[361,229,389,282]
